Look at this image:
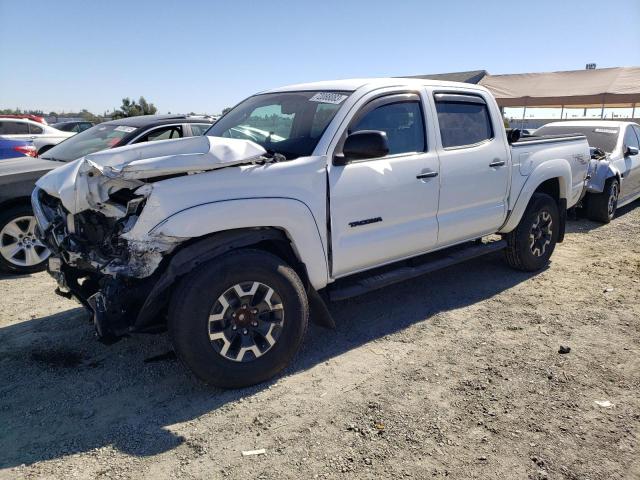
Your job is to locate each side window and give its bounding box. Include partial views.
[623,126,639,150]
[190,124,211,136]
[633,126,640,146]
[435,95,494,148]
[1,121,30,134]
[350,101,425,156]
[29,124,43,134]
[136,126,183,143]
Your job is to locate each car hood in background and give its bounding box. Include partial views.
[35,135,267,215]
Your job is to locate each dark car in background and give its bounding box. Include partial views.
[0,115,215,274]
[39,115,214,162]
[50,121,95,133]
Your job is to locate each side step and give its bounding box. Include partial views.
[328,239,507,301]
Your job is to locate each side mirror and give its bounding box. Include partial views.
[624,145,639,156]
[334,130,389,166]
[506,128,521,144]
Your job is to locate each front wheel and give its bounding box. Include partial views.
[168,249,309,388]
[0,204,50,274]
[504,193,560,272]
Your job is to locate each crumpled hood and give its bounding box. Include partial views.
[36,135,267,215]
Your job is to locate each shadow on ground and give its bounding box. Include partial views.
[0,252,536,468]
[567,200,638,234]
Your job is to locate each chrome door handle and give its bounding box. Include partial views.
[489,160,506,167]
[416,171,438,179]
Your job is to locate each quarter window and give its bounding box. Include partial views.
[29,124,43,134]
[350,101,425,155]
[435,97,493,148]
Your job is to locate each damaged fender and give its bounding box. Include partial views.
[586,159,621,193]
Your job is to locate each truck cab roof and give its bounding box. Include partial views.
[263,77,491,94]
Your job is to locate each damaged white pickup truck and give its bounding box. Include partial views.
[33,78,591,388]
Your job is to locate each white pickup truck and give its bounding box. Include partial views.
[32,78,591,388]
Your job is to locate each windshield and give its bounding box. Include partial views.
[206,91,351,159]
[534,125,620,153]
[40,124,138,161]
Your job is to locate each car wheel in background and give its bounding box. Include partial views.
[0,204,50,274]
[586,177,619,224]
[37,145,53,156]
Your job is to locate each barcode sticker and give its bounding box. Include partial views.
[309,92,348,104]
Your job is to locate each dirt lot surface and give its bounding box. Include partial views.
[1,204,639,480]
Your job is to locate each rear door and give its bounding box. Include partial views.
[431,91,510,246]
[0,120,31,141]
[328,91,440,277]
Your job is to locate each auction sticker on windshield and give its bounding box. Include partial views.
[309,92,348,104]
[114,126,137,133]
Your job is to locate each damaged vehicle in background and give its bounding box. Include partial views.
[33,78,591,388]
[535,121,640,222]
[0,115,214,275]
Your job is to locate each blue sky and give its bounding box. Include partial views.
[1,0,639,115]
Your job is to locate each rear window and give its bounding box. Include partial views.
[435,100,493,148]
[40,124,137,161]
[534,125,620,153]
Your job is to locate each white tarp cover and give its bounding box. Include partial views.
[479,67,640,107]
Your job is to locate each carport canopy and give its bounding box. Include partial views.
[479,67,640,108]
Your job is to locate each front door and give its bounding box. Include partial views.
[432,92,510,246]
[328,93,440,278]
[620,125,640,202]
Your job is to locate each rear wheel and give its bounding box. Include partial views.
[0,204,50,274]
[168,249,309,388]
[504,193,559,272]
[586,177,619,223]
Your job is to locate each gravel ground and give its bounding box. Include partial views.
[1,204,639,480]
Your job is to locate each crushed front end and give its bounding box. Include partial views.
[31,135,268,341]
[31,186,177,341]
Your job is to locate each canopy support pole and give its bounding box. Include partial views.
[560,105,564,119]
[633,103,637,119]
[600,94,605,119]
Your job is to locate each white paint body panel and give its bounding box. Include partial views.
[36,78,592,288]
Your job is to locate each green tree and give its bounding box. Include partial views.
[221,107,232,116]
[112,96,158,118]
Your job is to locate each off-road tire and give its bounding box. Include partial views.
[0,204,50,274]
[168,249,309,388]
[504,193,559,272]
[586,177,619,224]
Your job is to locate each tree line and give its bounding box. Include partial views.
[1,96,158,122]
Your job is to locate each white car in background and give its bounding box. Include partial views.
[535,121,640,222]
[0,118,75,156]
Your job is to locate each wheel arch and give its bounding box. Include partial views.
[134,226,320,331]
[0,195,32,212]
[501,159,572,234]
